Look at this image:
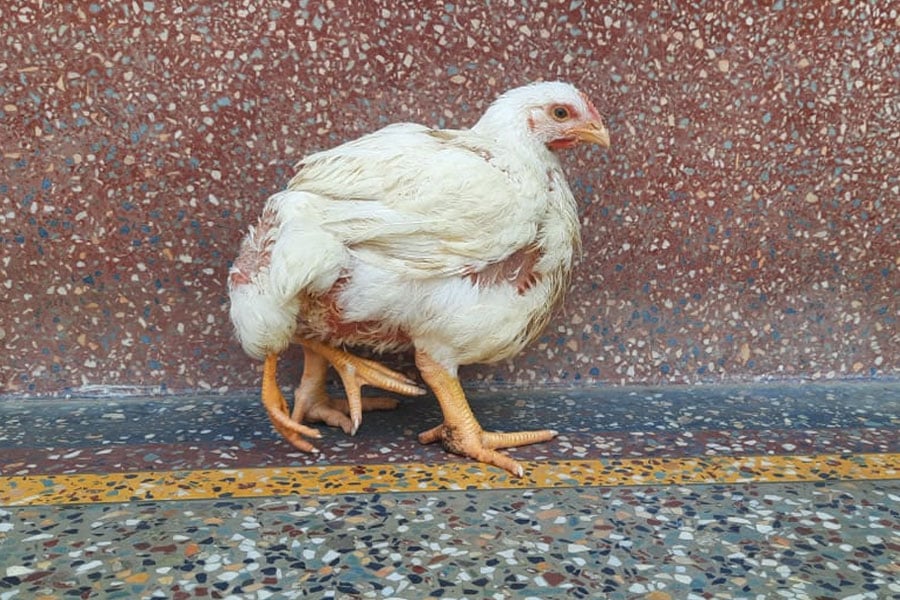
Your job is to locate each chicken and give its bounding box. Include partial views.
[228,81,609,476]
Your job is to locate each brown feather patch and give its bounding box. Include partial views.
[314,278,412,348]
[228,206,279,287]
[467,246,543,294]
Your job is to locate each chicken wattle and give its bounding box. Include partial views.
[228,81,610,476]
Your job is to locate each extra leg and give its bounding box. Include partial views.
[262,342,426,452]
[292,344,413,435]
[261,353,323,452]
[295,337,426,435]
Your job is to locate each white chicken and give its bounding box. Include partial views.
[228,81,609,476]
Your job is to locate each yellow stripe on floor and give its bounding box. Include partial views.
[2,453,897,507]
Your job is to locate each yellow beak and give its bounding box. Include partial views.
[570,121,610,147]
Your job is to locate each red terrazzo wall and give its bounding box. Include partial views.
[1,1,896,396]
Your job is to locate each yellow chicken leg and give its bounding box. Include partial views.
[292,340,425,435]
[414,350,558,477]
[261,339,426,452]
[261,353,323,452]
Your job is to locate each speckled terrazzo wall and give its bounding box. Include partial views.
[1,1,897,396]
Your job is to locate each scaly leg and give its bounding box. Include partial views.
[292,344,415,435]
[295,337,426,435]
[262,342,426,452]
[414,350,557,477]
[261,353,322,452]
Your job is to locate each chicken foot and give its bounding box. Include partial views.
[261,339,426,452]
[261,353,322,452]
[292,339,425,435]
[414,350,558,477]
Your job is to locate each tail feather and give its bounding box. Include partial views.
[228,191,345,359]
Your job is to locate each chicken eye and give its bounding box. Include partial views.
[551,106,570,121]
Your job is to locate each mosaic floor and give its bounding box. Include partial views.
[1,382,898,599]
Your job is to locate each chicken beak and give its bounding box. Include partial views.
[570,121,610,147]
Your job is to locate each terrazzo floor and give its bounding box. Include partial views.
[1,382,898,599]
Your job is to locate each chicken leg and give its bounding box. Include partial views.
[292,338,426,434]
[414,350,558,477]
[261,339,426,452]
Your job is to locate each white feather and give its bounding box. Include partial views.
[267,194,346,300]
[228,283,299,359]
